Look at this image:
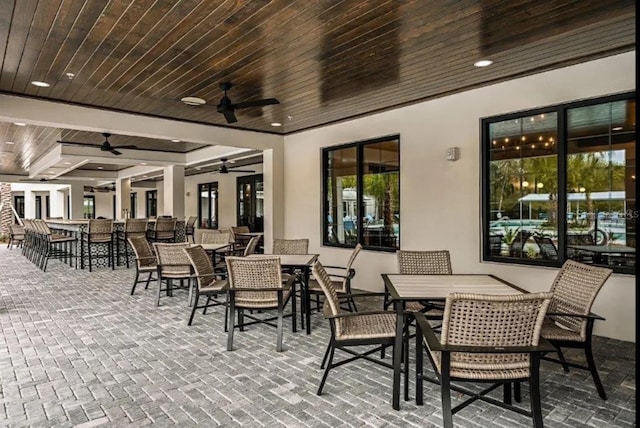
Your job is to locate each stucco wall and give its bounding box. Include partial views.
[283,52,636,342]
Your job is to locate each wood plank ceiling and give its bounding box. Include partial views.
[0,0,636,177]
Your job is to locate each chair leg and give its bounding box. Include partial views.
[553,344,570,372]
[514,381,521,403]
[317,341,335,395]
[404,324,410,401]
[291,289,297,333]
[440,354,453,428]
[202,296,212,315]
[156,279,162,306]
[88,243,93,272]
[227,299,235,351]
[530,355,544,428]
[276,294,284,352]
[224,294,229,333]
[131,270,139,295]
[145,272,152,289]
[503,383,512,405]
[585,340,607,399]
[320,341,332,369]
[350,296,357,312]
[187,292,199,326]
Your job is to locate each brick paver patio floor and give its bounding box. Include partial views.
[0,246,635,427]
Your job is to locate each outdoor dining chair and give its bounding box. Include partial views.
[127,236,157,295]
[183,245,228,326]
[308,243,362,312]
[225,256,297,352]
[534,236,559,260]
[540,260,613,399]
[7,224,24,250]
[311,261,397,396]
[153,242,192,306]
[415,292,553,428]
[185,216,197,243]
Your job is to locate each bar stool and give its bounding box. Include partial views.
[82,219,115,272]
[117,218,148,268]
[147,217,177,243]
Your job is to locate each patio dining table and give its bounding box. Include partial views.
[381,273,525,410]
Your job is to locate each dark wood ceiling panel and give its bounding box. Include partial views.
[0,122,60,175]
[0,0,635,139]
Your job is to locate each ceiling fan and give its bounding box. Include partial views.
[57,132,139,155]
[214,158,255,174]
[215,82,279,123]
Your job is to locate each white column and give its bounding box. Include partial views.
[49,189,65,218]
[263,147,285,253]
[69,183,85,219]
[24,190,36,218]
[163,165,185,218]
[115,178,132,219]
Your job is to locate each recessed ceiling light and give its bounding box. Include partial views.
[180,96,206,106]
[473,59,493,67]
[97,166,103,170]
[612,126,623,131]
[5,141,14,145]
[171,139,181,142]
[195,166,202,170]
[142,175,148,178]
[271,122,282,127]
[31,81,50,87]
[65,72,75,79]
[14,122,26,126]
[63,161,71,165]
[140,162,147,166]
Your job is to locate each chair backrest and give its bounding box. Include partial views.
[184,245,216,289]
[243,236,261,256]
[154,217,177,231]
[311,261,342,317]
[10,225,24,236]
[567,233,595,245]
[441,292,552,370]
[273,238,309,255]
[88,219,113,242]
[232,226,250,234]
[489,234,503,255]
[127,236,156,269]
[186,216,197,227]
[547,260,612,339]
[153,242,191,277]
[125,218,148,235]
[534,236,558,260]
[201,231,230,245]
[225,256,283,306]
[397,250,452,274]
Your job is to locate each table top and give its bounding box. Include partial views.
[568,244,636,254]
[199,243,230,251]
[382,274,524,301]
[246,254,318,267]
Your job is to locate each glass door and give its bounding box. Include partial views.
[198,182,218,229]
[237,174,264,232]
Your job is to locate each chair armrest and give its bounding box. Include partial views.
[325,310,392,319]
[340,291,387,299]
[547,312,605,321]
[415,312,442,351]
[283,274,296,289]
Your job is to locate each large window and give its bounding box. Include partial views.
[198,182,218,229]
[145,190,157,217]
[13,195,24,222]
[130,193,137,218]
[323,135,400,251]
[482,92,635,274]
[83,195,95,219]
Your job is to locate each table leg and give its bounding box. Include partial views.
[392,300,405,410]
[304,266,311,335]
[415,317,424,406]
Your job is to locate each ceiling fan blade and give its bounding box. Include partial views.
[222,109,237,123]
[228,169,256,173]
[110,149,122,155]
[57,140,97,146]
[110,145,138,150]
[233,98,280,109]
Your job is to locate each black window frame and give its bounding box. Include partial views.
[145,190,157,217]
[481,91,636,275]
[13,195,24,222]
[35,195,42,219]
[83,195,96,219]
[198,181,219,229]
[130,192,137,218]
[322,134,400,252]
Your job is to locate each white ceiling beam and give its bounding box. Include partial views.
[0,94,283,151]
[29,144,63,177]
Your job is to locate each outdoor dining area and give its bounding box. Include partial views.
[1,224,631,428]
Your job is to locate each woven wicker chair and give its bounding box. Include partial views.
[273,238,309,255]
[83,219,115,272]
[153,242,192,307]
[127,236,157,295]
[34,220,77,271]
[184,245,228,326]
[225,256,296,352]
[415,293,553,428]
[312,261,396,396]
[185,216,198,243]
[117,218,148,268]
[147,217,177,243]
[7,224,24,250]
[243,236,260,256]
[308,243,362,312]
[540,260,613,399]
[201,231,232,274]
[230,226,251,254]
